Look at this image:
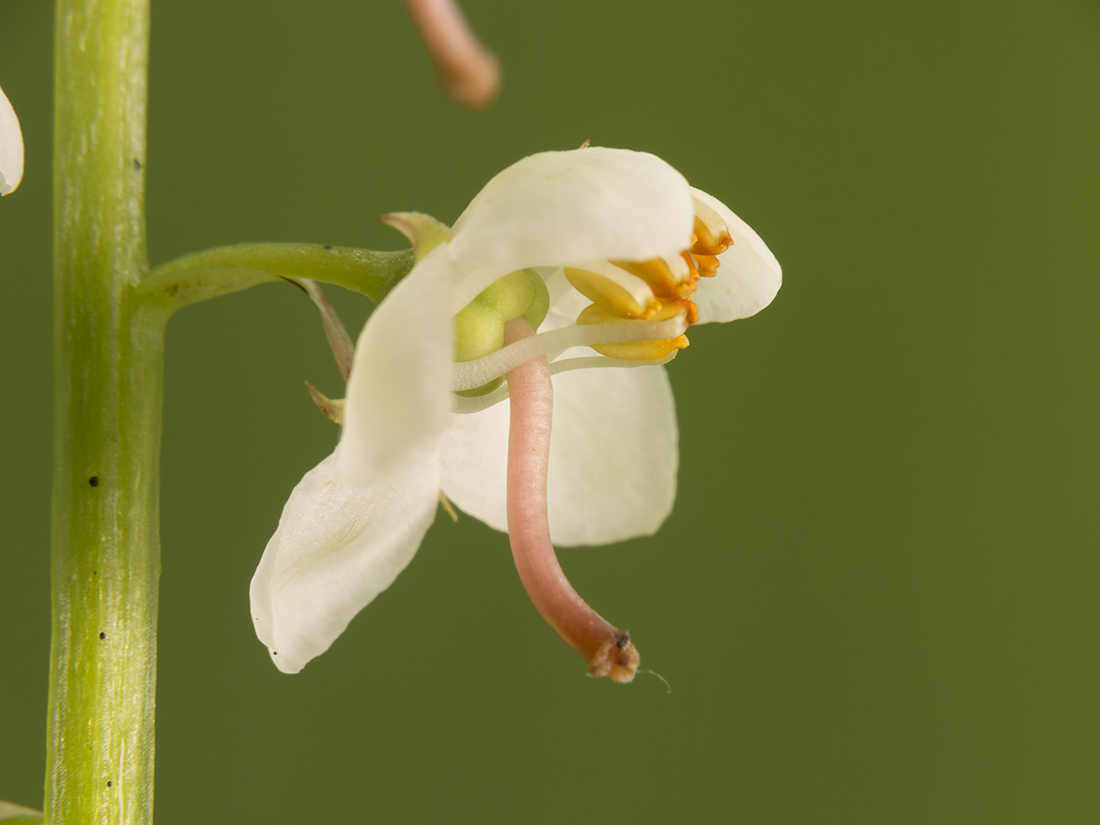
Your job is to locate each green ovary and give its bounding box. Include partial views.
[453,268,549,397]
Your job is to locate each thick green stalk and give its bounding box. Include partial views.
[47,1,161,824]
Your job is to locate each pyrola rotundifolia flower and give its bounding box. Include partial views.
[250,147,781,678]
[0,83,24,196]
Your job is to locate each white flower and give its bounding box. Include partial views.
[0,83,24,196]
[250,147,781,674]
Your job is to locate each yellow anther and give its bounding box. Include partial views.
[692,253,720,278]
[611,254,695,301]
[564,260,661,319]
[576,302,690,361]
[569,199,731,362]
[690,197,733,256]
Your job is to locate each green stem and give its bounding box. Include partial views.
[141,242,414,310]
[47,1,160,824]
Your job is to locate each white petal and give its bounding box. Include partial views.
[250,451,441,673]
[447,148,695,311]
[441,365,677,547]
[439,402,509,536]
[0,83,24,196]
[336,244,455,487]
[691,188,782,323]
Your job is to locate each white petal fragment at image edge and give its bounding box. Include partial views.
[0,83,24,196]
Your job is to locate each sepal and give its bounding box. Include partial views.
[305,380,344,425]
[380,212,455,263]
[294,279,354,381]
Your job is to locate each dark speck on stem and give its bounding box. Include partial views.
[322,245,333,250]
[133,157,142,170]
[88,476,99,487]
[99,632,106,640]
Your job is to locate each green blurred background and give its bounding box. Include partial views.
[3,0,1099,821]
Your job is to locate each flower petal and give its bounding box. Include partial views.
[441,364,677,546]
[250,451,441,673]
[447,148,695,311]
[0,83,24,196]
[691,188,782,323]
[336,244,455,487]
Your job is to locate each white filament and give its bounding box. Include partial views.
[451,351,678,415]
[451,314,688,392]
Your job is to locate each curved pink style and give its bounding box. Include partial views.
[504,319,640,682]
